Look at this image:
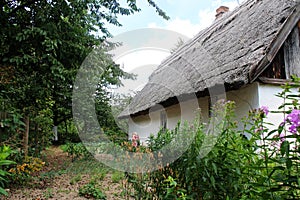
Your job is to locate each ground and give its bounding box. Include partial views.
[4,146,131,200]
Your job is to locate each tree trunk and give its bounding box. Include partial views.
[24,116,29,157]
[34,123,39,156]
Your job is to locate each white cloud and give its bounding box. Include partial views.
[148,0,240,38]
[198,9,216,31]
[148,19,201,38]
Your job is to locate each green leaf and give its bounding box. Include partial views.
[280,141,290,157]
[0,160,16,166]
[210,176,216,189]
[212,163,218,175]
[0,187,8,196]
[286,158,292,170]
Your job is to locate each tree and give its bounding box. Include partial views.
[0,0,169,153]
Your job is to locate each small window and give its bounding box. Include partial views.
[160,111,167,131]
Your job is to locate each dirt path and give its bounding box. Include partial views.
[4,146,130,200]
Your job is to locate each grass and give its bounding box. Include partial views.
[65,159,110,175]
[111,171,125,183]
[43,188,54,199]
[70,174,82,185]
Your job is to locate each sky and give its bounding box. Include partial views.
[108,0,243,38]
[107,0,245,96]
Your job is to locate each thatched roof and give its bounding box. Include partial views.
[119,0,300,118]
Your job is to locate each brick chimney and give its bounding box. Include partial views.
[215,6,229,19]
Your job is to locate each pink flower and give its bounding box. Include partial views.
[260,106,269,116]
[254,126,263,133]
[132,133,139,141]
[132,141,138,147]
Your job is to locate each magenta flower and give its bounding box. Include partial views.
[279,133,285,142]
[260,106,269,116]
[285,109,300,134]
[279,121,285,127]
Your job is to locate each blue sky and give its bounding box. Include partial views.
[108,0,243,38]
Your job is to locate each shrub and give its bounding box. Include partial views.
[0,145,16,196]
[62,142,92,161]
[8,156,45,185]
[79,182,106,199]
[163,176,188,200]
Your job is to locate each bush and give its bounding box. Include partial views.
[8,156,45,185]
[61,142,92,161]
[0,145,16,196]
[79,182,106,199]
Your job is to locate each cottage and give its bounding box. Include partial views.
[119,0,300,143]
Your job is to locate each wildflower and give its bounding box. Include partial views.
[289,124,298,134]
[260,106,269,116]
[285,109,300,134]
[279,133,285,142]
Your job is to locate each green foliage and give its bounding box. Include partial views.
[0,0,168,154]
[111,171,124,183]
[103,129,128,145]
[43,188,54,199]
[163,176,188,200]
[79,182,106,199]
[0,145,16,196]
[70,174,82,185]
[0,100,53,158]
[8,156,45,185]
[124,78,300,200]
[62,142,92,161]
[0,108,24,144]
[241,75,300,199]
[57,119,81,143]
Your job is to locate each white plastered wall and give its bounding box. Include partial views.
[226,82,260,132]
[128,82,263,142]
[257,83,286,128]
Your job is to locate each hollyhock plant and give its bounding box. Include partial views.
[285,109,300,134]
[131,133,140,147]
[132,133,140,141]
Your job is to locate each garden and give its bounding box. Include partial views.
[1,1,300,199]
[1,77,300,199]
